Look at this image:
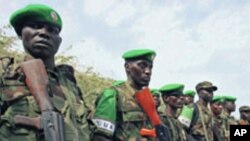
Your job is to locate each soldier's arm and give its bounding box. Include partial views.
[189,103,199,129]
[91,88,117,140]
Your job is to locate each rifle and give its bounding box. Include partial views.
[135,88,172,141]
[14,59,64,141]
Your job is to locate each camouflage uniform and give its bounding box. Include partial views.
[0,58,91,141]
[188,101,214,141]
[92,81,157,141]
[158,83,188,141]
[221,110,238,141]
[212,114,227,141]
[161,113,188,141]
[238,106,250,125]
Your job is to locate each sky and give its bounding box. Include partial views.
[1,0,250,118]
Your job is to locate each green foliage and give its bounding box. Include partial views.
[76,67,114,109]
[55,45,77,65]
[0,25,18,54]
[0,25,21,75]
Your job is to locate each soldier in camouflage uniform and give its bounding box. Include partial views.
[91,49,157,141]
[210,96,226,141]
[221,95,238,141]
[238,106,250,125]
[187,81,217,141]
[159,83,188,141]
[221,96,238,125]
[183,90,196,106]
[0,4,91,141]
[150,89,161,112]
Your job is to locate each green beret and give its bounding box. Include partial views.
[184,90,196,97]
[239,106,250,112]
[112,80,125,87]
[223,96,237,102]
[195,81,217,91]
[122,49,156,62]
[10,4,62,35]
[150,88,161,96]
[212,95,224,103]
[159,83,184,96]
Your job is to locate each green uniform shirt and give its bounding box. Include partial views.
[92,82,157,141]
[0,60,91,141]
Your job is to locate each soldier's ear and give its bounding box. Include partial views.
[162,95,168,103]
[58,36,62,44]
[124,62,130,73]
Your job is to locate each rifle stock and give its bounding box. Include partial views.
[135,88,172,141]
[20,59,52,111]
[19,59,64,141]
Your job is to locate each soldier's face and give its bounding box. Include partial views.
[166,95,184,109]
[153,95,161,109]
[199,89,213,102]
[240,111,249,120]
[20,21,62,59]
[224,101,236,112]
[184,96,194,105]
[211,102,223,115]
[125,59,153,87]
[247,112,250,121]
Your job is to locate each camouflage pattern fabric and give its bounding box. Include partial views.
[221,111,238,141]
[0,59,91,141]
[188,101,214,141]
[212,115,227,141]
[161,114,188,141]
[92,81,157,141]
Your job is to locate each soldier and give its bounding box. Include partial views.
[151,88,162,111]
[177,90,196,124]
[159,83,188,141]
[183,90,196,106]
[91,49,158,141]
[210,96,226,141]
[222,96,238,125]
[221,95,238,141]
[187,81,217,141]
[0,4,91,141]
[238,106,250,125]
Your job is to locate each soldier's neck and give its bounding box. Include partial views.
[127,79,144,91]
[224,109,231,115]
[198,99,208,107]
[165,105,177,118]
[42,57,56,70]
